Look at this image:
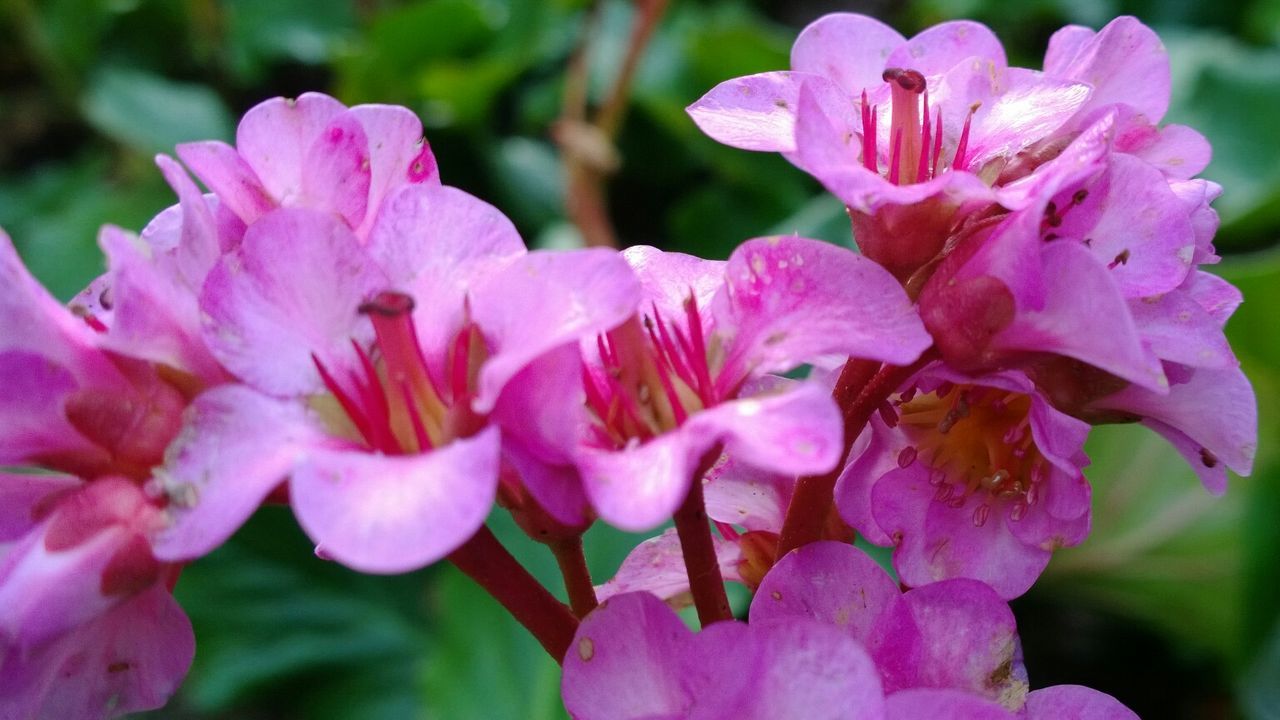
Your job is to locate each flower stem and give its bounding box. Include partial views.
[776,352,936,558]
[449,526,579,663]
[550,536,599,618]
[674,453,732,626]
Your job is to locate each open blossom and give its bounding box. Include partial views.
[836,365,1090,598]
[504,237,931,533]
[173,92,438,240]
[151,182,639,573]
[0,232,194,718]
[565,543,1136,718]
[688,13,1102,281]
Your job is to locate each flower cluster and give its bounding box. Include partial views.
[0,12,1255,720]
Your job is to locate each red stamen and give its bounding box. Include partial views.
[314,353,392,453]
[860,89,878,173]
[954,105,977,172]
[917,90,932,182]
[397,377,434,452]
[682,295,715,405]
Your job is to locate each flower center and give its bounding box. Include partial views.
[862,68,977,186]
[893,383,1046,526]
[583,296,739,449]
[313,290,487,454]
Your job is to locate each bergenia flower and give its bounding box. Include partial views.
[564,544,1136,718]
[836,365,1091,598]
[752,542,1138,718]
[1,232,195,717]
[516,237,931,532]
[174,92,438,239]
[152,183,639,573]
[688,13,1096,281]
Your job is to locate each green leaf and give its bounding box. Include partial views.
[222,0,356,82]
[81,66,234,156]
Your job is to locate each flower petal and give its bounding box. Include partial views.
[791,13,906,93]
[473,248,640,413]
[686,71,850,153]
[291,426,501,574]
[887,21,1006,77]
[901,578,1028,704]
[301,112,372,229]
[561,592,693,720]
[0,352,100,468]
[0,473,80,542]
[1044,16,1170,123]
[1025,685,1139,719]
[234,92,347,206]
[0,585,193,720]
[885,689,1016,720]
[151,385,325,561]
[596,527,743,604]
[718,236,931,370]
[174,140,274,225]
[200,208,386,396]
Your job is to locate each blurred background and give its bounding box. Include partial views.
[1,0,1278,717]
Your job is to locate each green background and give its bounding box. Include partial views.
[1,0,1277,717]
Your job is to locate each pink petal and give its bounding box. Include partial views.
[704,459,791,532]
[97,224,225,383]
[0,352,100,467]
[473,248,641,413]
[301,112,372,229]
[234,92,347,206]
[492,346,592,526]
[0,586,193,720]
[581,382,841,531]
[887,21,1007,77]
[686,72,851,153]
[561,592,693,720]
[174,140,274,224]
[901,578,1028,703]
[752,541,916,691]
[1091,365,1256,488]
[872,465,1051,598]
[366,184,525,367]
[835,419,901,546]
[622,244,724,324]
[966,70,1091,169]
[291,426,501,574]
[347,103,436,237]
[1183,270,1241,325]
[0,473,80,542]
[791,13,906,93]
[596,527,743,604]
[997,240,1168,392]
[1129,290,1236,369]
[1025,685,1139,719]
[151,385,325,561]
[1044,16,1170,123]
[718,235,931,370]
[725,619,886,720]
[200,208,387,396]
[885,689,1016,719]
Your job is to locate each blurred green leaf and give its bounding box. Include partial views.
[82,66,233,155]
[222,0,356,82]
[1242,618,1280,720]
[0,154,171,300]
[1165,31,1280,251]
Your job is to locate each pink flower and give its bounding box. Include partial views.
[835,364,1090,598]
[152,184,640,573]
[0,231,194,717]
[688,13,1097,281]
[174,92,438,239]
[509,237,930,532]
[563,543,1137,718]
[752,542,1138,718]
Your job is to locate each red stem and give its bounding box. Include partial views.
[776,351,936,558]
[449,526,579,663]
[674,455,732,626]
[550,536,599,618]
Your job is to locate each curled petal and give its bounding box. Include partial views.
[791,13,906,93]
[291,426,501,574]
